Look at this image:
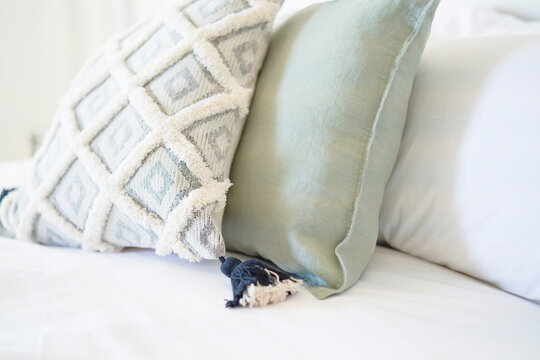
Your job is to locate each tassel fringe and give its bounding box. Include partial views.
[0,188,17,236]
[0,188,15,205]
[220,256,303,308]
[239,269,303,307]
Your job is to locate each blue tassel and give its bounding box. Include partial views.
[220,256,302,308]
[0,188,16,236]
[0,188,15,205]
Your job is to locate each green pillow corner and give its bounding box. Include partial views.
[223,0,440,299]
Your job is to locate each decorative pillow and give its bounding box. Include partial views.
[223,0,440,298]
[379,34,540,303]
[430,4,540,38]
[0,0,283,261]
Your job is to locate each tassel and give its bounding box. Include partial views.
[0,188,17,237]
[219,256,303,308]
[0,188,15,205]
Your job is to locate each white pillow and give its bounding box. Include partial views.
[379,34,540,303]
[431,4,540,37]
[273,1,540,39]
[434,0,540,22]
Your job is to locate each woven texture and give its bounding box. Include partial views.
[223,0,440,297]
[2,0,282,261]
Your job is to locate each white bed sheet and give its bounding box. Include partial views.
[1,238,539,359]
[1,161,539,360]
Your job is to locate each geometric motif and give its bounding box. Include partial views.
[126,147,201,220]
[182,109,239,180]
[75,77,119,130]
[212,23,268,87]
[35,122,68,183]
[146,52,224,116]
[91,106,152,172]
[120,22,155,52]
[48,160,99,231]
[183,0,250,27]
[1,0,284,261]
[180,201,223,258]
[127,26,183,74]
[33,215,75,248]
[102,206,158,248]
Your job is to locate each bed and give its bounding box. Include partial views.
[0,160,539,359]
[2,1,540,359]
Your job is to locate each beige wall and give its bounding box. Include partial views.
[1,0,539,161]
[0,0,169,161]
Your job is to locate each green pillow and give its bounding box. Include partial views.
[223,0,440,298]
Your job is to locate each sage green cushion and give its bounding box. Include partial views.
[223,0,440,298]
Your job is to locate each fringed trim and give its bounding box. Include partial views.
[6,0,283,261]
[0,189,18,236]
[220,256,303,308]
[239,269,303,308]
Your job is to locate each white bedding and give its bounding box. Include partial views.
[0,160,538,360]
[3,4,540,358]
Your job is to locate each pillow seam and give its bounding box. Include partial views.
[330,0,438,297]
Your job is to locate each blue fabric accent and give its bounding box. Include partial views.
[219,256,297,308]
[0,188,17,236]
[0,188,16,206]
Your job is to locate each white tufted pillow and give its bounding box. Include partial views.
[0,0,283,261]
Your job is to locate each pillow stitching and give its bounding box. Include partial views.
[330,0,438,296]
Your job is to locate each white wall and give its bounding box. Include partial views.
[0,0,169,161]
[1,0,540,161]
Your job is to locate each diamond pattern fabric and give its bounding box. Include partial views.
[183,0,250,27]
[91,106,152,172]
[212,24,267,87]
[182,109,240,181]
[1,0,283,261]
[146,52,224,116]
[103,206,158,248]
[75,78,119,130]
[127,26,183,74]
[48,160,99,231]
[126,146,201,220]
[35,123,68,183]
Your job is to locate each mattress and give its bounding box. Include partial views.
[1,161,539,360]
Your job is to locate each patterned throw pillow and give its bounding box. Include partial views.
[0,0,283,261]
